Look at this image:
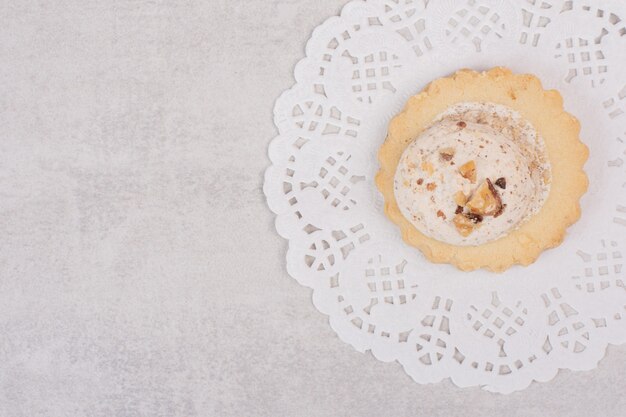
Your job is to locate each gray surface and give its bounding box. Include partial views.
[0,1,624,416]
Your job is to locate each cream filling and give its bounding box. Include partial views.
[394,102,551,246]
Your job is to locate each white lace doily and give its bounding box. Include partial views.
[264,0,626,393]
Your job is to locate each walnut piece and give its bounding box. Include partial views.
[459,160,476,183]
[466,213,484,223]
[454,191,467,206]
[439,147,455,161]
[494,203,507,218]
[453,213,481,237]
[495,177,506,189]
[466,179,503,216]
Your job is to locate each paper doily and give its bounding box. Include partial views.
[264,0,626,393]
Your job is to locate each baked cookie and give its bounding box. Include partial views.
[376,68,588,272]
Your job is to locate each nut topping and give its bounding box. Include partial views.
[494,203,507,218]
[426,182,437,191]
[495,177,506,189]
[439,147,455,161]
[457,121,467,128]
[459,160,476,183]
[466,213,484,223]
[466,179,503,217]
[453,213,481,237]
[437,210,446,220]
[454,191,467,206]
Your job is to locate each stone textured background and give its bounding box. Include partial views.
[0,1,624,416]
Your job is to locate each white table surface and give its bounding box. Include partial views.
[1,1,625,416]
